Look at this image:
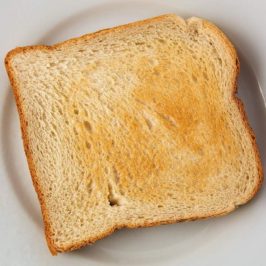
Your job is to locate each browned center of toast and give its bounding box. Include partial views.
[63,42,241,205]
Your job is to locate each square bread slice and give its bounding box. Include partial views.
[5,14,263,255]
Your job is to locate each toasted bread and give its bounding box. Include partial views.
[5,14,263,255]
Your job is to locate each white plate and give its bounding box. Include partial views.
[1,1,266,265]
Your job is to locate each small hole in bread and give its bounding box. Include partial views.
[135,41,145,46]
[85,141,91,149]
[109,198,118,207]
[87,179,93,193]
[192,73,198,83]
[73,127,78,135]
[84,121,92,132]
[144,117,153,130]
[107,183,123,207]
[51,123,57,130]
[157,38,166,44]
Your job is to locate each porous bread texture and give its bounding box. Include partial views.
[5,14,263,255]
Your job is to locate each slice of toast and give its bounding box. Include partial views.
[5,14,263,255]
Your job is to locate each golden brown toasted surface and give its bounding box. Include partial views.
[5,14,263,255]
[64,40,242,204]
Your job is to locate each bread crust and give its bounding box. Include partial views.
[4,14,263,255]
